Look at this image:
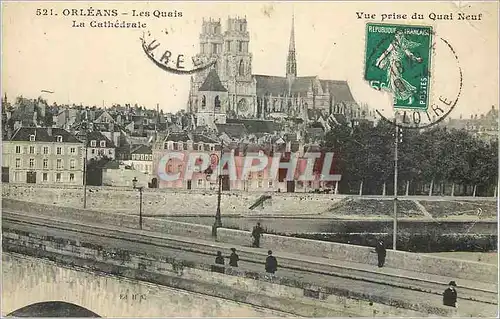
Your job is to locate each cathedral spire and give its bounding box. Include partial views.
[286,14,297,78]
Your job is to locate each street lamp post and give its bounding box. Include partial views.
[132,177,143,230]
[393,124,399,251]
[82,120,89,209]
[212,141,224,237]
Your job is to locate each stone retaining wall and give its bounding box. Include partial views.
[3,198,497,284]
[3,229,457,317]
[2,184,341,216]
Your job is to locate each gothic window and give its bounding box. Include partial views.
[201,95,206,109]
[215,96,221,109]
[238,41,243,52]
[238,60,245,76]
[240,23,243,31]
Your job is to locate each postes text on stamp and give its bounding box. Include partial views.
[365,23,433,111]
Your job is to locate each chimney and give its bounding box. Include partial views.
[47,127,53,136]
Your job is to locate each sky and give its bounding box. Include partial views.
[2,1,498,118]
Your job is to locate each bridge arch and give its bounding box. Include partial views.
[6,301,100,317]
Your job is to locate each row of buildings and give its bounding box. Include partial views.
[2,15,497,190]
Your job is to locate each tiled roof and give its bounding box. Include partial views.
[254,75,287,96]
[215,123,247,139]
[165,132,191,142]
[307,109,327,121]
[226,119,276,134]
[291,76,316,94]
[320,80,357,103]
[192,134,219,144]
[86,131,116,148]
[198,69,228,92]
[9,127,82,143]
[131,144,152,155]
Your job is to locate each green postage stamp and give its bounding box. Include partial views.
[364,23,433,110]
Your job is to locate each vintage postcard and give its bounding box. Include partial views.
[1,1,498,318]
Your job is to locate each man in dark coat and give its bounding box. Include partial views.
[252,222,264,248]
[375,240,387,267]
[229,248,239,267]
[265,250,278,274]
[443,281,458,307]
[212,251,225,274]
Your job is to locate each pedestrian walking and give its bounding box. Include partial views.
[212,251,225,274]
[443,281,458,308]
[374,240,386,267]
[252,222,264,248]
[215,251,224,265]
[265,250,278,274]
[229,248,239,267]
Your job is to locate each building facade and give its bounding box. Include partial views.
[2,127,84,185]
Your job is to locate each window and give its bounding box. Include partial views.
[198,143,203,151]
[15,146,21,154]
[15,158,21,168]
[70,159,75,169]
[29,146,35,154]
[201,96,206,109]
[91,149,95,154]
[56,147,62,155]
[268,181,273,187]
[70,147,76,154]
[43,146,49,154]
[215,96,221,109]
[197,179,203,186]
[69,173,75,182]
[56,159,62,169]
[173,143,178,151]
[212,43,217,54]
[14,172,21,182]
[29,135,35,141]
[29,158,35,168]
[90,140,97,147]
[210,145,215,151]
[56,135,63,142]
[238,60,244,75]
[43,159,48,169]
[108,149,112,155]
[100,140,106,148]
[43,173,48,181]
[56,173,61,182]
[258,180,263,188]
[140,154,145,160]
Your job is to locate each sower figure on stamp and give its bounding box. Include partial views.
[375,29,423,105]
[252,222,264,248]
[443,281,458,308]
[374,240,387,267]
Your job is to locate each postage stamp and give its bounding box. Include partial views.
[365,23,433,111]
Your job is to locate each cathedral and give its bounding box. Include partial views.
[187,15,364,129]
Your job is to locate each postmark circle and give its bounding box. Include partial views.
[365,24,462,130]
